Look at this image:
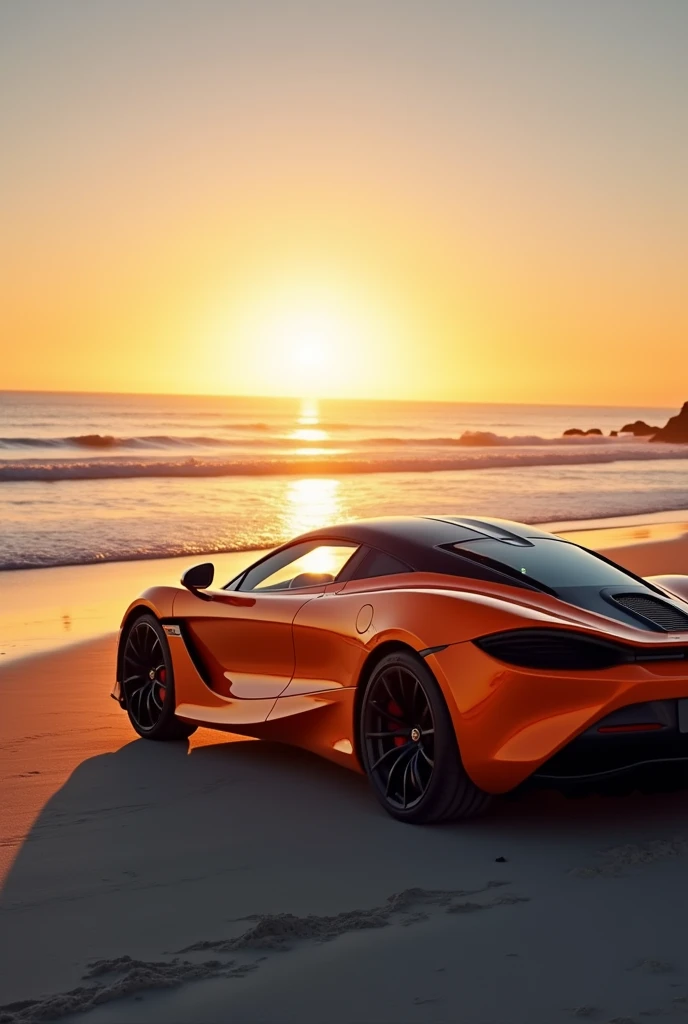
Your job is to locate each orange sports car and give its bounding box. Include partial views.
[113,516,688,823]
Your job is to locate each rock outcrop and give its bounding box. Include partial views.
[650,402,688,443]
[620,420,660,437]
[562,427,603,436]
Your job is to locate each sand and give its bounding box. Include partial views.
[4,523,688,1022]
[0,550,270,663]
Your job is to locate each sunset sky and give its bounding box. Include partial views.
[2,0,687,404]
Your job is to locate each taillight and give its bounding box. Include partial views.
[473,629,629,671]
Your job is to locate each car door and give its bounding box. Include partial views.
[277,546,413,700]
[175,541,359,706]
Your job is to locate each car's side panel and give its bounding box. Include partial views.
[262,688,360,770]
[169,622,359,765]
[430,641,688,793]
[261,588,367,768]
[282,587,368,697]
[169,632,279,726]
[172,586,326,700]
[336,573,688,646]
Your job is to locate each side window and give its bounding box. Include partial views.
[238,542,358,592]
[350,548,412,581]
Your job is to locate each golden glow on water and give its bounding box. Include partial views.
[290,427,328,443]
[292,447,345,457]
[284,477,343,538]
[298,399,320,426]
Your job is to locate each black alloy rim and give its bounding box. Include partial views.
[362,664,435,809]
[123,620,168,731]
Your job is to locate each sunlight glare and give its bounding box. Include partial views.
[283,477,343,537]
[290,428,328,443]
[298,398,320,426]
[215,278,395,398]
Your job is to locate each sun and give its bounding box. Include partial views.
[273,307,343,382]
[237,292,358,394]
[204,270,404,398]
[294,341,326,370]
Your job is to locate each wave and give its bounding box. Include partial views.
[371,432,631,447]
[2,443,688,482]
[0,433,249,450]
[0,428,645,452]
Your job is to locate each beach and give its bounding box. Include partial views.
[5,0,688,1016]
[4,518,688,1022]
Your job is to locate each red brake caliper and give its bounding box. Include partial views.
[387,700,405,746]
[158,667,167,702]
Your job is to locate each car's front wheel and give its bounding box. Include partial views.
[120,613,196,741]
[359,649,491,823]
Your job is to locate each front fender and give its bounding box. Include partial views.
[115,587,182,693]
[118,586,180,629]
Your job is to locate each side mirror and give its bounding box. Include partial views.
[181,562,215,600]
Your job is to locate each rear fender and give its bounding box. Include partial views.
[356,586,574,651]
[430,640,688,793]
[648,575,688,604]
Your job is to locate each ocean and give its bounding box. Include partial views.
[1,390,687,571]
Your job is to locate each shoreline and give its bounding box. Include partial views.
[2,509,688,665]
[2,506,688,574]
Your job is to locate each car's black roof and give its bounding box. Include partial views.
[289,515,559,591]
[297,514,553,551]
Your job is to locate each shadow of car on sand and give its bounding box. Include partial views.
[3,733,688,1021]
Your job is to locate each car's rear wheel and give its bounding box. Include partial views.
[359,649,492,823]
[121,614,196,741]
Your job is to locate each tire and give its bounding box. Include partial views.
[120,613,197,741]
[359,649,492,823]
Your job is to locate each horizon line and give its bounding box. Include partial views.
[0,388,679,412]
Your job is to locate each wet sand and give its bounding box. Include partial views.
[3,521,688,1022]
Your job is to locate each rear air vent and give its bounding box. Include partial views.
[474,629,629,671]
[611,594,688,632]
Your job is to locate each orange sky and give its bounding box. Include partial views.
[1,1,687,404]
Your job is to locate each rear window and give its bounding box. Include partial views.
[452,538,634,589]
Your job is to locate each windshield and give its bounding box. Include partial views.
[453,538,635,589]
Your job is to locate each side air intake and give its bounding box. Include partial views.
[474,629,629,670]
[611,594,688,632]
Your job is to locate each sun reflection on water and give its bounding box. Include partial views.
[298,398,320,426]
[284,477,343,537]
[290,427,328,443]
[292,447,345,457]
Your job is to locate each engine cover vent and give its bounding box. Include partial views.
[612,593,688,632]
